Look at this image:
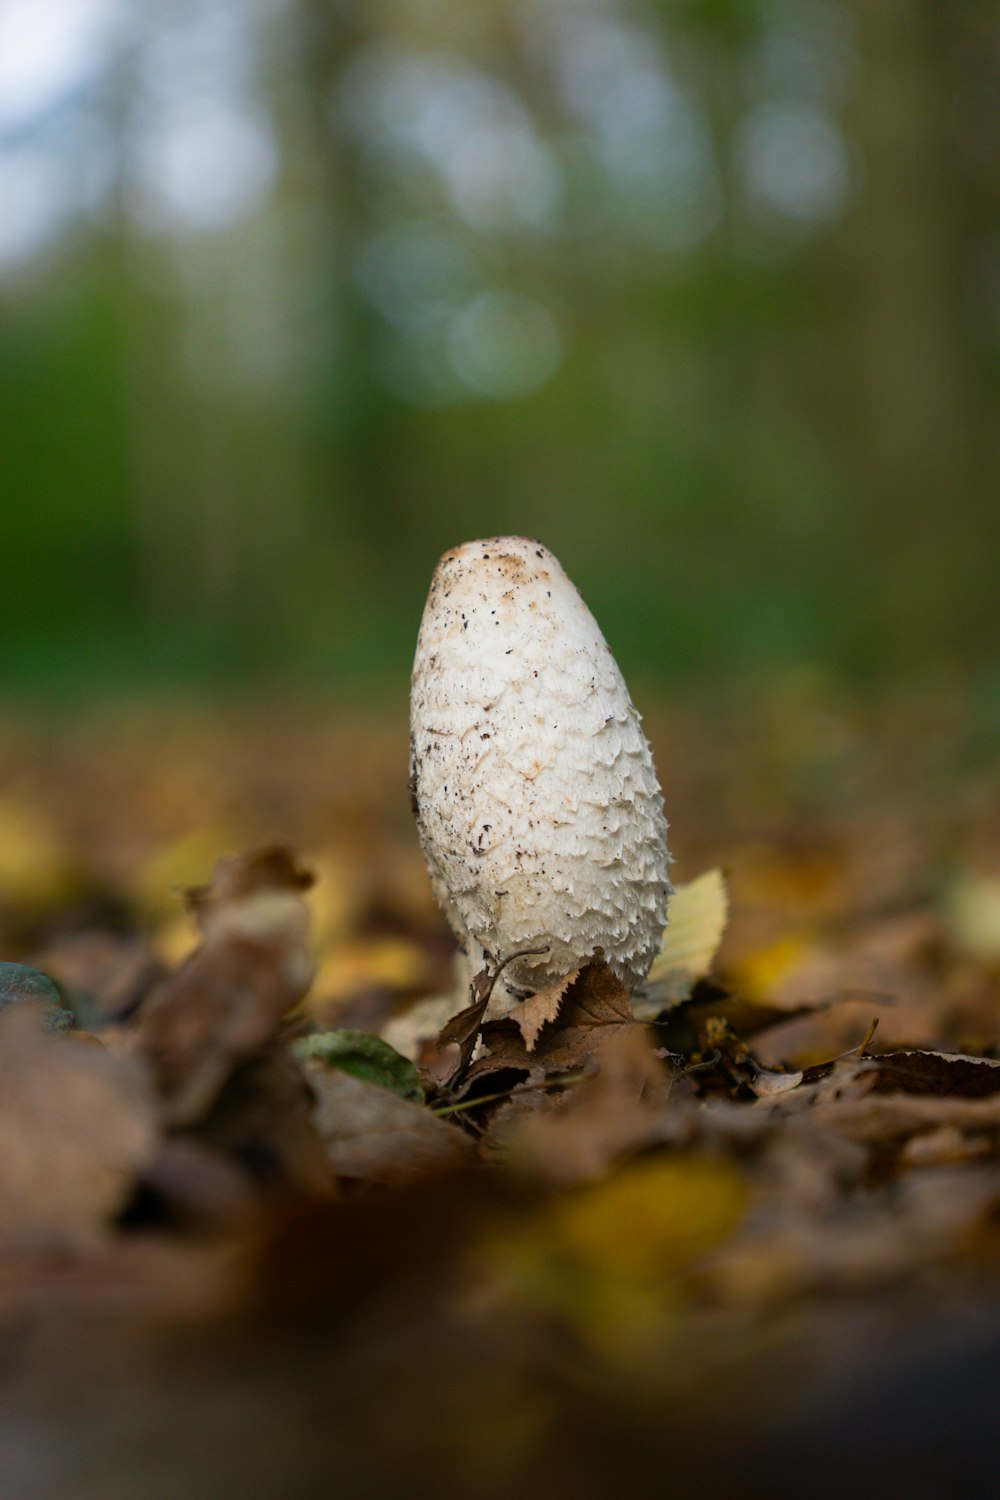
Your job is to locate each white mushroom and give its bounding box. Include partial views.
[410,536,670,1011]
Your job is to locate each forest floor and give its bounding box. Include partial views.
[1,676,999,1499]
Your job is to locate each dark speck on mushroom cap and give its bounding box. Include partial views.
[423,537,578,638]
[438,536,554,582]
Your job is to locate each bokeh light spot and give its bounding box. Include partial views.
[447,290,562,400]
[738,100,850,222]
[129,102,279,235]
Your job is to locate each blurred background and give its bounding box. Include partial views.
[1,0,998,707]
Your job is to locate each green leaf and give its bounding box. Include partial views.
[293,1030,425,1102]
[0,962,75,1032]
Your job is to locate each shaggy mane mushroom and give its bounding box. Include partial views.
[410,536,670,1013]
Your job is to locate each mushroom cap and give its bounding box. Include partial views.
[410,536,670,999]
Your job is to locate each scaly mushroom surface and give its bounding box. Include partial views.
[410,537,670,1010]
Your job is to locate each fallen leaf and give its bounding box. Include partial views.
[743,909,947,1060]
[304,1063,475,1183]
[813,1087,1000,1152]
[944,872,1000,962]
[437,988,491,1072]
[434,945,554,1086]
[134,936,311,1127]
[728,1165,1000,1297]
[311,936,433,1007]
[754,1053,1000,1155]
[495,1025,678,1183]
[0,795,72,907]
[727,932,814,1003]
[0,1005,158,1250]
[900,1125,994,1168]
[183,845,315,924]
[549,959,633,1029]
[293,1030,424,1102]
[484,1153,748,1353]
[542,1153,747,1283]
[749,1066,805,1098]
[380,992,457,1062]
[0,961,75,1031]
[637,868,729,1015]
[650,977,838,1058]
[510,969,580,1052]
[36,930,165,1026]
[132,848,314,1126]
[137,1137,259,1230]
[864,1049,1000,1097]
[191,1050,333,1196]
[464,960,636,1091]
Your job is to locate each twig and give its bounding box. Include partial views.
[432,1069,586,1117]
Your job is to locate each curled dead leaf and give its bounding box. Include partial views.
[462,960,636,1095]
[494,1025,679,1184]
[304,1062,475,1183]
[511,969,580,1052]
[133,847,314,1127]
[134,937,311,1127]
[183,846,315,924]
[432,945,552,1087]
[749,1066,805,1098]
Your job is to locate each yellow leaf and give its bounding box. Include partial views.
[312,938,433,1007]
[0,796,73,907]
[638,868,729,1014]
[153,913,200,968]
[542,1155,747,1284]
[137,828,237,923]
[482,1155,748,1356]
[944,873,1000,962]
[730,934,811,1001]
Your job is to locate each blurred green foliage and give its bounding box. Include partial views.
[0,0,997,704]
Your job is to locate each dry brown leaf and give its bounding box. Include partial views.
[304,1062,475,1183]
[511,969,580,1052]
[134,936,311,1127]
[728,1166,1000,1298]
[138,1137,260,1230]
[863,1049,1000,1097]
[432,945,555,1086]
[191,1050,334,1197]
[746,909,947,1062]
[749,1067,805,1098]
[554,959,633,1030]
[437,988,492,1070]
[744,1052,1000,1158]
[465,960,636,1090]
[37,929,166,1024]
[899,1125,995,1168]
[0,1006,158,1251]
[379,993,458,1065]
[810,1077,1000,1144]
[495,1025,678,1184]
[183,845,315,926]
[650,978,837,1059]
[133,847,314,1127]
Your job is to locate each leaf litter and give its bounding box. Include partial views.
[0,697,999,1497]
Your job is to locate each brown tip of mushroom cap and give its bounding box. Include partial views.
[437,536,550,581]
